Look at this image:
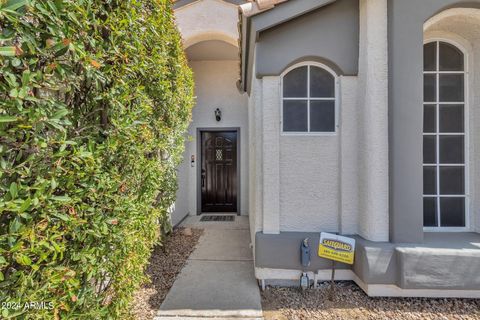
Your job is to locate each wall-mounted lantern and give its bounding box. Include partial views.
[214,108,222,122]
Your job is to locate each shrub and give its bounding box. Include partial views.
[0,0,194,318]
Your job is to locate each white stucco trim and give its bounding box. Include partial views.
[183,32,238,49]
[256,268,480,298]
[357,0,389,241]
[262,76,281,234]
[424,31,474,54]
[354,276,480,298]
[175,0,239,48]
[280,61,339,80]
[424,8,480,32]
[248,56,264,244]
[255,267,353,282]
[252,76,264,234]
[339,76,360,235]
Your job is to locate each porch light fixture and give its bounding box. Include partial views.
[214,108,222,122]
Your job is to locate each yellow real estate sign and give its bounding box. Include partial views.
[318,232,356,265]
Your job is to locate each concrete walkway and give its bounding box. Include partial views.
[155,215,263,320]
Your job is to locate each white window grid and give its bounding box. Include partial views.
[422,40,469,231]
[281,63,339,135]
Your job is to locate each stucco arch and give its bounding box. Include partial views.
[171,0,249,223]
[174,0,239,49]
[424,7,480,32]
[426,2,480,23]
[279,56,344,77]
[183,31,238,49]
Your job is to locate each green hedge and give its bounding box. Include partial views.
[0,0,194,318]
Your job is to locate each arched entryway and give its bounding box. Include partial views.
[171,0,249,225]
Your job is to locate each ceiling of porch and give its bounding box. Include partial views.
[185,40,238,61]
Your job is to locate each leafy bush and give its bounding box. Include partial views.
[0,0,194,318]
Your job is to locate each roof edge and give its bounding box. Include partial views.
[239,0,287,17]
[239,0,337,92]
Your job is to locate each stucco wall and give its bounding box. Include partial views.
[174,0,239,47]
[171,0,248,223]
[252,74,363,235]
[279,136,340,232]
[172,154,190,226]
[249,0,386,237]
[257,74,361,235]
[339,76,360,235]
[261,76,281,233]
[424,9,480,233]
[356,0,389,241]
[255,231,480,296]
[276,77,363,235]
[276,0,388,238]
[475,37,480,233]
[255,0,359,77]
[248,62,264,244]
[388,0,480,242]
[171,60,249,221]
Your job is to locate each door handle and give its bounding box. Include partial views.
[201,169,206,188]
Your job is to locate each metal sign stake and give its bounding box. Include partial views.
[328,260,336,300]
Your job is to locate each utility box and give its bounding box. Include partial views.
[301,238,311,267]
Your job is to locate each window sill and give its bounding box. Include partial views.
[281,132,338,137]
[423,227,472,232]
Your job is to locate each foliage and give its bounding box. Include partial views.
[0,0,194,318]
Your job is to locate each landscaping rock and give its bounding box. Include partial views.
[182,227,193,236]
[132,228,203,320]
[262,281,480,320]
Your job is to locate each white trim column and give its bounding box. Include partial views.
[358,0,389,241]
[254,77,264,233]
[339,76,360,235]
[262,76,281,234]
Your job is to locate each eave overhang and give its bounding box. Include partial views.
[239,0,338,93]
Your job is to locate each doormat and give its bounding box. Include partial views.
[200,215,235,222]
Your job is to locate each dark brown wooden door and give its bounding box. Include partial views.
[201,131,238,213]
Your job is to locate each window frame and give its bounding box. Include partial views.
[280,62,339,135]
[422,38,471,232]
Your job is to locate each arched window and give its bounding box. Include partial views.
[281,63,337,133]
[423,40,467,229]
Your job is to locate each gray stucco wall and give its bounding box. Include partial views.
[255,0,359,77]
[255,231,480,291]
[255,232,351,271]
[388,0,480,243]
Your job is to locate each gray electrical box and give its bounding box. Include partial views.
[300,238,311,267]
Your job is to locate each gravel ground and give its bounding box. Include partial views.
[131,227,203,320]
[262,281,480,320]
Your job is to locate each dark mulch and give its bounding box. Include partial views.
[131,227,203,320]
[262,281,480,320]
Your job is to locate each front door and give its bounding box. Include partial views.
[200,131,238,213]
